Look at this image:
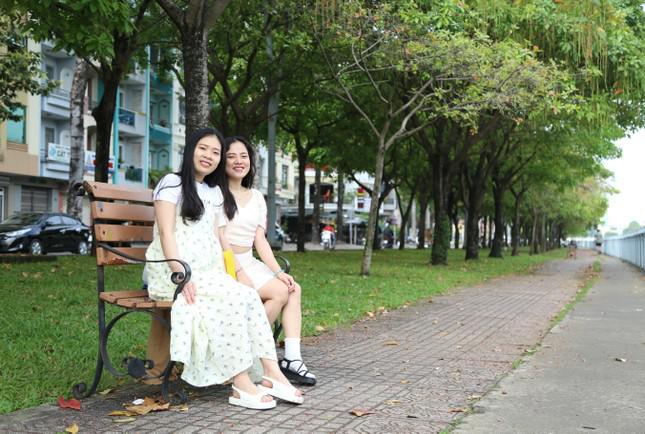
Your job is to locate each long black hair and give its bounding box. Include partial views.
[170,127,224,222]
[220,135,256,220]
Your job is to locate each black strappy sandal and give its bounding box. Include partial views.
[279,358,316,386]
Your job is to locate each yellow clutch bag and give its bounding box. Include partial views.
[223,250,237,279]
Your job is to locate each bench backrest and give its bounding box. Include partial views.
[83,181,154,267]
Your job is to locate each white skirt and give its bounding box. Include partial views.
[235,251,276,290]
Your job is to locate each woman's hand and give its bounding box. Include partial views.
[182,280,197,304]
[277,272,296,292]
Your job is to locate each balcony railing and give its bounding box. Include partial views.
[50,87,70,98]
[119,108,136,127]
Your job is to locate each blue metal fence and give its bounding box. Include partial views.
[603,229,645,271]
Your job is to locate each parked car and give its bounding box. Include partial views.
[0,212,91,255]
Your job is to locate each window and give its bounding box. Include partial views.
[45,216,63,226]
[7,106,26,144]
[45,127,56,145]
[20,187,50,212]
[61,216,79,225]
[178,98,186,124]
[281,164,289,189]
[119,91,125,108]
[45,65,55,80]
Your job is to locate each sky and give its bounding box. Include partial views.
[601,129,645,233]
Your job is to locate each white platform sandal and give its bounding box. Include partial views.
[228,385,276,410]
[258,376,304,405]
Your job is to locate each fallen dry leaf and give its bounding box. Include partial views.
[467,394,482,400]
[366,311,375,318]
[315,325,326,332]
[170,404,189,412]
[98,388,113,396]
[112,417,137,424]
[384,399,401,405]
[58,396,81,411]
[125,397,170,415]
[65,423,79,434]
[108,410,138,417]
[400,380,409,384]
[384,340,399,346]
[448,407,467,413]
[21,272,29,278]
[432,319,439,324]
[350,408,375,417]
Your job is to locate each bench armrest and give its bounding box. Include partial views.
[275,255,291,274]
[97,243,191,301]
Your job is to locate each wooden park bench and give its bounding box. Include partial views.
[72,181,287,402]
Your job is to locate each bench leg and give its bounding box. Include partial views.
[72,299,107,399]
[273,318,283,343]
[71,352,104,399]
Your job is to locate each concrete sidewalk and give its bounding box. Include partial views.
[455,255,645,434]
[0,252,596,433]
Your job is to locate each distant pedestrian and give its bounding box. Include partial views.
[594,228,603,255]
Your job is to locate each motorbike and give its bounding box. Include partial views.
[321,229,335,250]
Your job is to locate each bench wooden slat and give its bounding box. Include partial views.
[100,291,173,309]
[84,181,153,203]
[99,290,148,303]
[96,247,147,265]
[94,224,154,242]
[91,202,155,223]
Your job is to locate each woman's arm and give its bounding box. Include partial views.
[217,226,254,287]
[254,227,296,290]
[154,200,196,304]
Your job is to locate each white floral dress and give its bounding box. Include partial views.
[145,176,276,387]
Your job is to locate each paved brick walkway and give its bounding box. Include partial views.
[0,252,595,433]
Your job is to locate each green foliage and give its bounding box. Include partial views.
[0,17,56,122]
[4,0,137,63]
[148,167,173,189]
[622,220,643,235]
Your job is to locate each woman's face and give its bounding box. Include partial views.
[193,135,221,181]
[225,141,251,181]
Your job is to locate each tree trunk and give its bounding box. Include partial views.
[430,154,450,264]
[67,58,89,218]
[462,207,468,250]
[530,210,539,255]
[489,182,505,258]
[336,171,344,242]
[453,217,460,249]
[487,215,493,248]
[182,29,210,137]
[511,188,524,256]
[464,184,486,260]
[396,187,416,250]
[417,193,428,250]
[312,165,322,243]
[296,144,307,252]
[360,139,386,275]
[91,72,120,182]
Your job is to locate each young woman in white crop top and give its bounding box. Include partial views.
[218,136,316,386]
[144,128,303,409]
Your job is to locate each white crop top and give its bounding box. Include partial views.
[220,188,267,248]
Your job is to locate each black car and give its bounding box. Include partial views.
[0,212,91,255]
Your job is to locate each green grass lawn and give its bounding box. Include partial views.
[0,247,563,414]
